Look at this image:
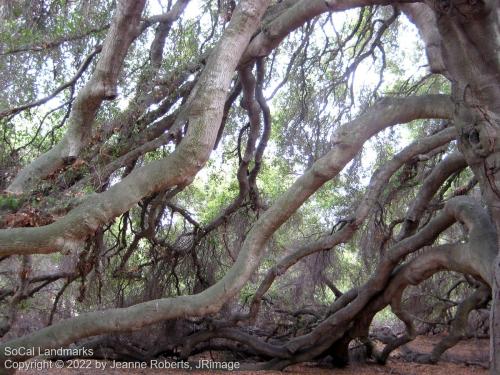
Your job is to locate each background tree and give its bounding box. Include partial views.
[0,0,498,373]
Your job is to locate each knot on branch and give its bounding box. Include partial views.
[455,103,499,160]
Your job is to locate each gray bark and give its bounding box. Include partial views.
[6,0,147,194]
[406,1,500,372]
[3,0,500,371]
[0,95,452,367]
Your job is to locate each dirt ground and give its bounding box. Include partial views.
[14,335,489,375]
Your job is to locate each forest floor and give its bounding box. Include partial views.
[14,335,489,375]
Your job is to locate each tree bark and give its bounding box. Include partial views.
[6,0,147,194]
[408,1,500,372]
[0,94,452,367]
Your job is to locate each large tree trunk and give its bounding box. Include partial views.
[1,0,500,371]
[404,0,500,372]
[419,0,500,372]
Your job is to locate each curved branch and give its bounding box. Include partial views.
[180,327,290,360]
[399,3,446,74]
[7,0,147,194]
[241,0,418,65]
[0,0,273,365]
[0,46,102,119]
[397,151,467,239]
[0,94,452,367]
[242,126,456,321]
[428,284,490,364]
[265,196,496,370]
[276,195,493,360]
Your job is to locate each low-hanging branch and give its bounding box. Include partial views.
[0,93,452,366]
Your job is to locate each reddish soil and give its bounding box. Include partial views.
[14,335,489,374]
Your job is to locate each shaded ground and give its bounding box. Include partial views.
[14,336,489,374]
[401,334,489,367]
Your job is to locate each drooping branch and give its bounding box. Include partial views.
[240,0,418,65]
[258,195,496,370]
[180,327,291,360]
[181,194,497,371]
[6,0,147,194]
[397,151,467,239]
[275,196,489,361]
[427,284,490,364]
[349,193,497,363]
[0,46,102,119]
[373,243,491,363]
[0,94,452,366]
[239,127,457,322]
[199,64,262,235]
[399,3,446,75]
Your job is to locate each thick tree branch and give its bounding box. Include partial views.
[0,95,453,256]
[399,3,446,74]
[0,94,452,366]
[239,126,457,322]
[0,0,273,364]
[241,0,418,65]
[397,151,467,239]
[6,0,147,194]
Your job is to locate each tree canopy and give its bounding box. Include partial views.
[0,0,499,373]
